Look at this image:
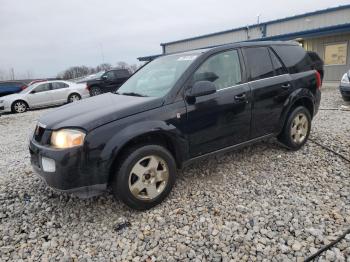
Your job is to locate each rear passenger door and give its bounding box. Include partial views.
[242,47,292,138]
[50,82,70,104]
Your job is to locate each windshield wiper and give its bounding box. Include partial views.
[120,92,148,97]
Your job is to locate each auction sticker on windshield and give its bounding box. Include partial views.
[177,55,197,61]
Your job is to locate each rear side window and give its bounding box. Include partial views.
[52,82,69,90]
[243,47,274,81]
[269,49,288,75]
[272,45,312,74]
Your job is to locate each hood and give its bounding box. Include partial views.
[39,93,163,131]
[0,93,25,101]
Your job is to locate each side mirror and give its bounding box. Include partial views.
[187,81,216,98]
[30,90,36,94]
[101,75,108,81]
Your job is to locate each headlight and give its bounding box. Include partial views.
[51,129,86,149]
[341,73,350,84]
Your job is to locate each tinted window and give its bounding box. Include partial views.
[104,71,116,80]
[52,82,68,90]
[272,45,312,74]
[116,70,130,78]
[34,83,51,93]
[269,49,288,76]
[243,47,274,81]
[194,50,242,90]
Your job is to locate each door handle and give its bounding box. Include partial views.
[234,93,247,102]
[281,83,291,89]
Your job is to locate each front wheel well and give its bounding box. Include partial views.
[108,132,179,184]
[11,100,29,109]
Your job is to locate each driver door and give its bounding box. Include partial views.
[27,83,52,107]
[184,49,252,157]
[103,70,118,93]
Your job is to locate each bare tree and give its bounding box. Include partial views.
[116,61,128,69]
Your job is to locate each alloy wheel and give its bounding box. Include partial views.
[91,87,101,96]
[291,113,309,144]
[128,155,169,200]
[69,94,81,102]
[14,102,26,113]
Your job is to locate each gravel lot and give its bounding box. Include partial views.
[0,87,349,261]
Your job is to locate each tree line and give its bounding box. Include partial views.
[56,62,141,80]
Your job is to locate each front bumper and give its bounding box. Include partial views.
[340,84,350,97]
[29,139,107,198]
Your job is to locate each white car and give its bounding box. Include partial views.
[0,80,90,113]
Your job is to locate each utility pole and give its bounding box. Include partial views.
[10,68,15,80]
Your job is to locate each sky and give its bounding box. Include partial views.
[0,0,349,79]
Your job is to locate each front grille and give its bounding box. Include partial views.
[34,125,45,143]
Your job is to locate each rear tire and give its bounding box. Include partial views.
[90,86,102,96]
[342,95,350,101]
[278,106,311,150]
[112,144,177,210]
[11,100,28,113]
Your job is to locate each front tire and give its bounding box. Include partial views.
[112,144,177,210]
[11,100,28,113]
[342,95,350,101]
[278,106,311,150]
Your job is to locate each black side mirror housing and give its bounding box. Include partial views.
[30,90,36,94]
[187,81,216,98]
[101,75,108,81]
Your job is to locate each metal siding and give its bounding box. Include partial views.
[267,9,350,36]
[165,30,247,53]
[163,7,350,54]
[304,33,350,81]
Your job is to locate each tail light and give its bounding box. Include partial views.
[21,85,27,90]
[315,71,321,89]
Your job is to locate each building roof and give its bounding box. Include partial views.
[160,4,350,46]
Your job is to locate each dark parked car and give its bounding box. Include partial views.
[29,41,322,210]
[86,69,131,96]
[340,70,350,101]
[0,81,27,97]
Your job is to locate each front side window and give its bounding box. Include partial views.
[118,53,199,97]
[34,83,51,93]
[243,47,274,81]
[52,82,68,90]
[104,71,116,80]
[193,50,242,90]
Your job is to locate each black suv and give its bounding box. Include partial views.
[87,69,131,96]
[29,41,322,210]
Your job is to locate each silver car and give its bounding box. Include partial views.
[0,80,90,113]
[340,70,350,101]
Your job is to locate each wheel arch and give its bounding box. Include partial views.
[103,122,188,184]
[11,99,29,111]
[278,89,315,133]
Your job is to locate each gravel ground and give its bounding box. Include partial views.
[0,88,349,261]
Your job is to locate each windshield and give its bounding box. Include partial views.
[117,53,200,97]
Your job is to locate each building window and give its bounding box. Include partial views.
[324,42,348,65]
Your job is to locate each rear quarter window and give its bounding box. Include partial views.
[272,45,312,74]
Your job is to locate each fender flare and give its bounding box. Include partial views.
[100,120,189,173]
[277,88,315,132]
